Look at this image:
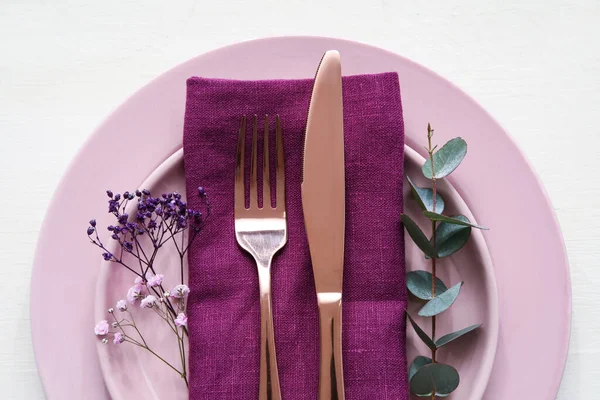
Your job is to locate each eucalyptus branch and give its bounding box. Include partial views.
[403,125,486,398]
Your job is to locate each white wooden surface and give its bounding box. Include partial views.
[0,0,598,398]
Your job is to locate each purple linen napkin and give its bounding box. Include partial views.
[183,73,407,399]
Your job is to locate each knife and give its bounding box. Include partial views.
[301,50,346,400]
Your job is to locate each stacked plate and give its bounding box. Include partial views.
[31,36,570,400]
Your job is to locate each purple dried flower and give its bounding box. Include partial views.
[179,203,187,216]
[123,241,133,252]
[197,186,206,197]
[173,192,181,200]
[123,191,130,199]
[135,189,142,197]
[114,193,121,201]
[87,227,95,235]
[102,252,112,261]
[148,220,157,229]
[89,219,97,227]
[155,206,163,216]
[111,233,119,240]
[107,190,113,198]
[142,189,150,196]
[118,214,129,225]
[108,200,119,213]
[107,225,115,232]
[138,201,147,212]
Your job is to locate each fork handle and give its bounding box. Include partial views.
[258,268,281,400]
[317,296,345,400]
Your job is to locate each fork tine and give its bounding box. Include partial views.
[275,115,285,210]
[249,115,259,208]
[263,115,271,209]
[235,116,247,212]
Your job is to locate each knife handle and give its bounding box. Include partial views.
[317,294,345,400]
[258,267,282,400]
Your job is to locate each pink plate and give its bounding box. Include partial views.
[94,146,499,400]
[31,36,570,399]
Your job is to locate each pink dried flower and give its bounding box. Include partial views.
[147,273,164,288]
[113,332,125,344]
[127,285,143,304]
[94,320,109,336]
[116,300,127,312]
[175,313,188,327]
[140,295,157,308]
[134,276,144,285]
[171,284,190,299]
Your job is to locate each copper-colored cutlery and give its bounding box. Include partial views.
[234,50,346,400]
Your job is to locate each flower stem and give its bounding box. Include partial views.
[131,340,184,379]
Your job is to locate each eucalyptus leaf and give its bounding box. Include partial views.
[401,214,436,258]
[435,215,472,258]
[409,356,432,381]
[435,324,482,348]
[407,314,436,350]
[406,176,445,213]
[422,137,467,179]
[424,211,488,230]
[418,282,463,317]
[407,270,448,300]
[410,363,460,397]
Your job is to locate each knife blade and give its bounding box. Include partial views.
[301,50,346,400]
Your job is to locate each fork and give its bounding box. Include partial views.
[235,115,286,400]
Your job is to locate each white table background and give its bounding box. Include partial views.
[1,0,598,398]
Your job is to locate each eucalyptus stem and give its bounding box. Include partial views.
[427,123,438,368]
